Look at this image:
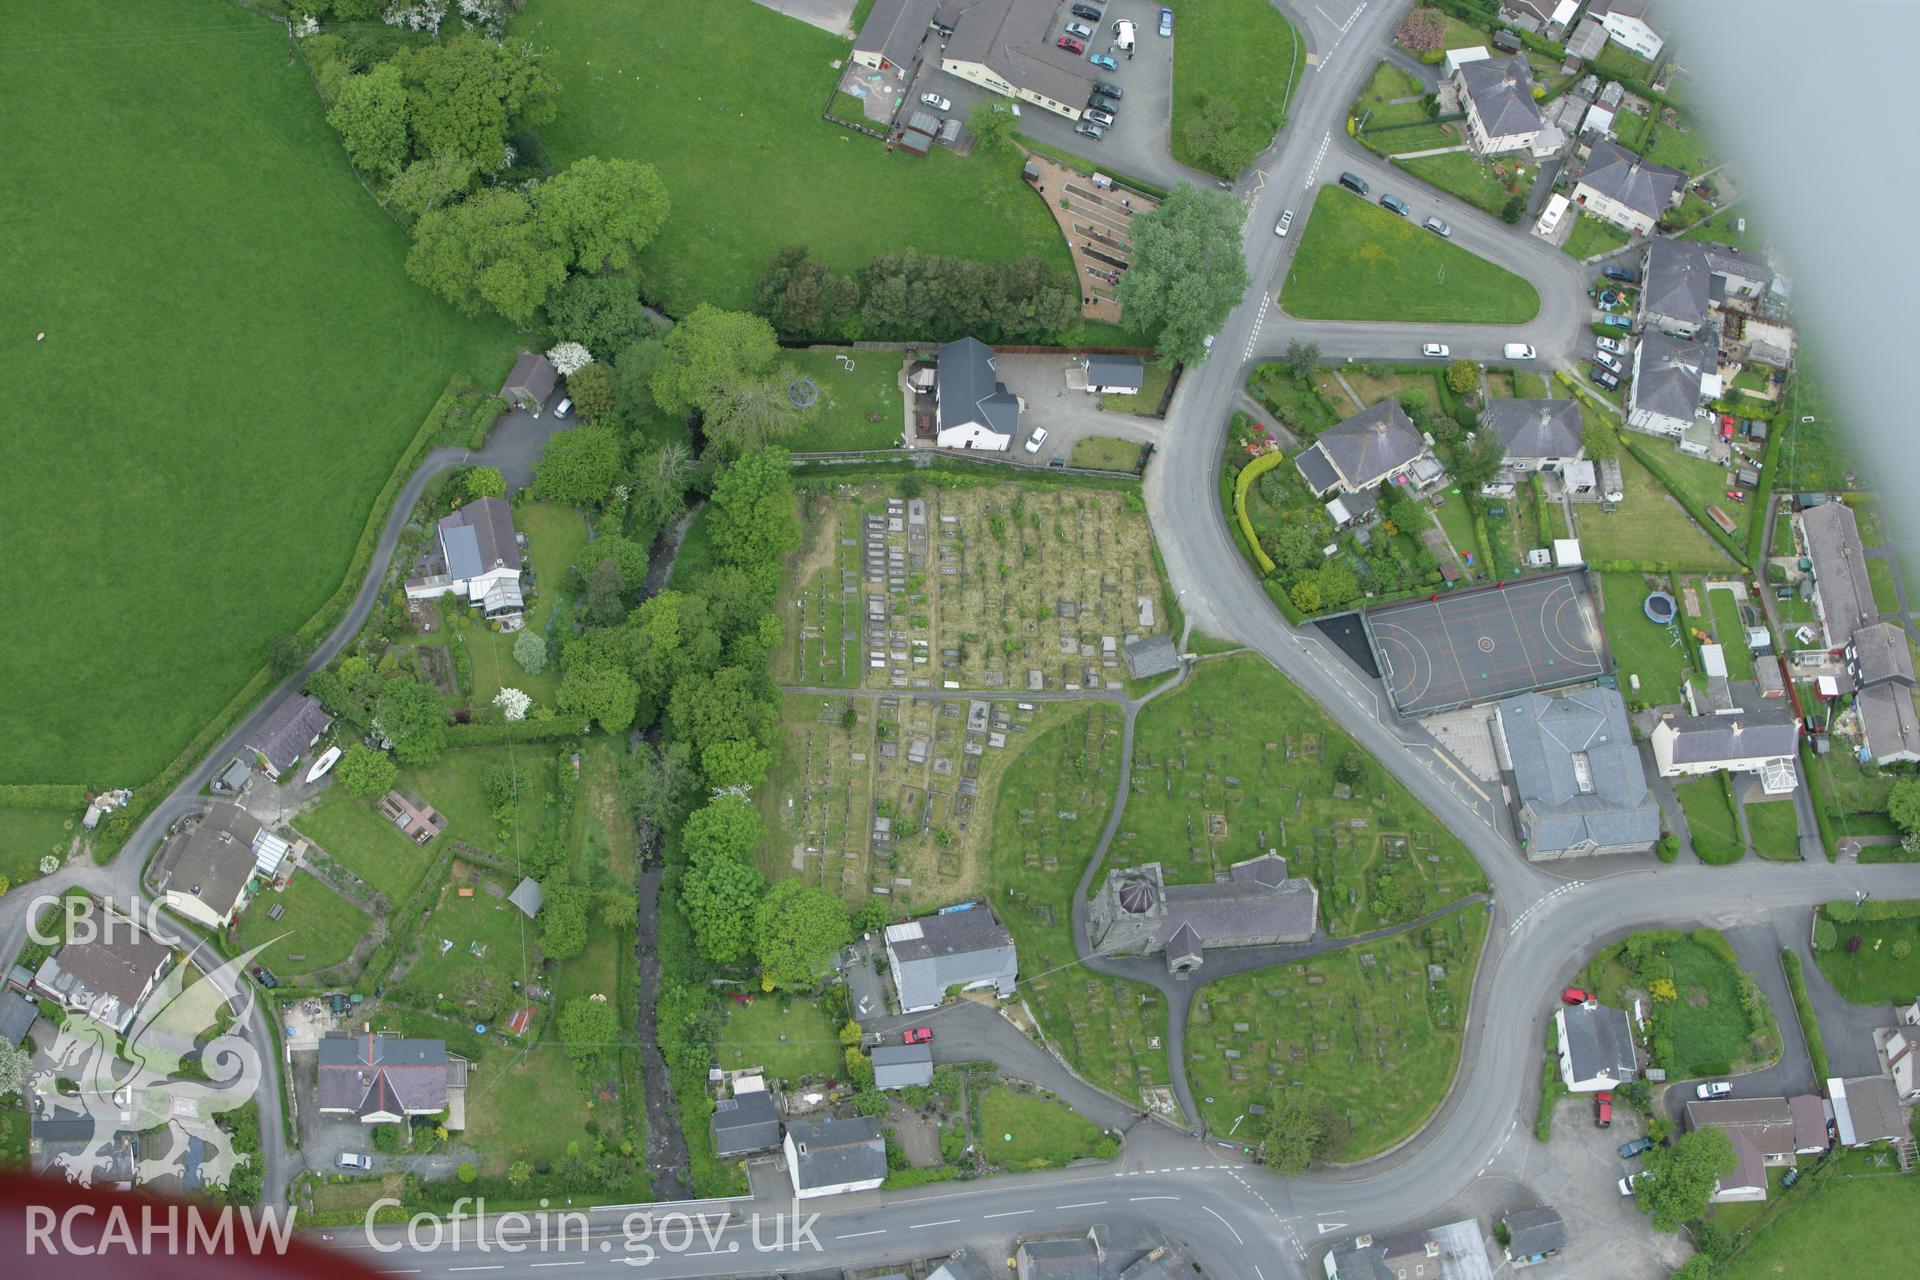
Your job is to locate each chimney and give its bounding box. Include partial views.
[1426,1240,1442,1258]
[1355,1234,1373,1248]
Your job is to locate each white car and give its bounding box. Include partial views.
[920,93,951,112]
[1596,336,1627,354]
[338,1153,373,1171]
[1275,209,1295,236]
[1593,350,1623,373]
[1422,343,1450,359]
[1202,334,1216,353]
[1503,343,1536,360]
[1025,427,1049,454]
[1696,1080,1733,1100]
[553,397,573,418]
[1617,1173,1640,1196]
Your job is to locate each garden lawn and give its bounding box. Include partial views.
[1631,440,1754,553]
[1593,41,1656,83]
[784,348,906,452]
[1572,448,1726,571]
[1812,904,1920,1004]
[0,809,80,888]
[1124,655,1487,933]
[1281,188,1540,324]
[1070,437,1146,471]
[294,791,443,903]
[459,1043,594,1173]
[1352,61,1426,127]
[1170,0,1306,177]
[1187,907,1487,1161]
[520,0,1065,313]
[1562,213,1632,261]
[1803,749,1900,841]
[1359,121,1467,156]
[714,996,842,1086]
[1866,556,1901,616]
[1716,1159,1920,1280]
[1643,122,1718,176]
[518,503,593,637]
[1742,799,1801,861]
[398,747,554,863]
[1677,777,1743,864]
[1247,365,1339,436]
[1100,363,1173,415]
[390,874,533,1005]
[1392,151,1535,217]
[1708,589,1756,681]
[1611,105,1651,150]
[2,0,512,786]
[232,870,371,977]
[1684,206,1765,253]
[976,1086,1107,1167]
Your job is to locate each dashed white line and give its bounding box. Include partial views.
[1204,1206,1245,1247]
[911,1220,961,1229]
[1129,1195,1179,1202]
[984,1210,1034,1219]
[1303,132,1332,188]
[836,1229,887,1239]
[530,1263,585,1269]
[449,1269,504,1274]
[1057,1201,1108,1209]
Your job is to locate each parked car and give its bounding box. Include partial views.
[1696,1080,1733,1100]
[1048,457,1065,468]
[1275,209,1295,236]
[1595,1093,1613,1128]
[1065,21,1093,40]
[1719,414,1736,440]
[1424,216,1450,237]
[1601,314,1632,330]
[1057,36,1085,54]
[1604,265,1641,284]
[920,93,951,111]
[1076,122,1106,140]
[1782,1165,1802,1188]
[1338,171,1369,196]
[1089,94,1121,114]
[1593,350,1622,373]
[1091,53,1118,71]
[1113,19,1137,49]
[1560,987,1590,1004]
[1596,336,1626,354]
[1589,367,1620,390]
[1158,7,1174,37]
[1617,1173,1641,1196]
[1421,343,1450,359]
[1619,1137,1655,1160]
[1379,193,1410,216]
[1071,4,1103,21]
[903,1027,934,1044]
[1725,489,1748,503]
[553,397,572,419]
[253,966,278,990]
[1504,343,1536,360]
[338,1153,373,1171]
[1025,427,1049,454]
[1093,80,1123,99]
[1085,108,1115,127]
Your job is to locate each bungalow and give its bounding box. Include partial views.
[709,1086,783,1159]
[1294,401,1432,497]
[317,1032,467,1125]
[1827,1074,1906,1148]
[378,790,446,845]
[884,903,1018,1013]
[405,497,525,620]
[936,0,1092,121]
[871,1042,935,1091]
[1856,684,1920,766]
[1684,1096,1829,1202]
[34,927,173,1035]
[1571,140,1684,235]
[1554,1000,1638,1092]
[934,337,1020,451]
[499,350,559,415]
[1587,0,1663,60]
[1085,354,1144,396]
[1456,55,1544,156]
[1649,711,1799,795]
[1485,398,1584,471]
[1627,330,1716,439]
[1639,239,1772,339]
[245,694,333,779]
[784,1115,887,1199]
[153,802,267,929]
[852,0,938,74]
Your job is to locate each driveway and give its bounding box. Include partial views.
[990,353,1163,461]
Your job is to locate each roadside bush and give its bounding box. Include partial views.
[1812,917,1838,951]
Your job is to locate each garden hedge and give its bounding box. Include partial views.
[444,715,592,746]
[1780,948,1831,1082]
[1234,452,1289,574]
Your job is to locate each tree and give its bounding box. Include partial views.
[374,677,447,764]
[750,246,861,341]
[506,1160,532,1187]
[547,341,593,377]
[513,628,549,675]
[582,557,628,627]
[1258,1093,1328,1173]
[699,370,808,461]
[1116,184,1250,366]
[1267,524,1318,573]
[1640,1127,1735,1231]
[1581,416,1619,461]
[1314,562,1359,610]
[586,532,650,593]
[481,762,523,818]
[557,995,618,1070]
[968,102,1017,154]
[852,1089,889,1117]
[681,847,765,965]
[386,152,474,221]
[1667,1259,1713,1280]
[464,466,507,500]
[548,276,656,362]
[1396,9,1447,54]
[627,442,693,545]
[566,360,614,424]
[1289,579,1322,613]
[598,888,638,930]
[1180,93,1258,177]
[709,449,799,570]
[1333,751,1367,786]
[682,795,762,868]
[703,740,773,791]
[668,666,776,755]
[755,880,852,990]
[1501,193,1527,224]
[267,633,310,678]
[457,1162,478,1184]
[541,886,591,959]
[493,686,531,721]
[650,305,781,417]
[328,63,410,182]
[533,426,624,507]
[398,32,558,172]
[0,1039,31,1099]
[1445,359,1479,394]
[537,156,670,273]
[1888,778,1920,833]
[1451,428,1508,492]
[557,659,639,734]
[335,744,398,797]
[1284,340,1319,381]
[406,188,567,324]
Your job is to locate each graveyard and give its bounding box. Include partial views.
[1121,656,1488,934]
[776,481,1172,693]
[1185,905,1488,1161]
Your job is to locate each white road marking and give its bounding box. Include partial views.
[530,1263,586,1269]
[984,1210,1034,1219]
[1303,132,1332,188]
[1203,1206,1245,1246]
[1315,1,1369,71]
[1129,1195,1179,1202]
[911,1220,961,1228]
[1057,1201,1108,1209]
[449,1269,504,1274]
[1316,1222,1350,1234]
[835,1230,887,1239]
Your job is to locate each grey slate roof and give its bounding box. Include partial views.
[1802,501,1874,645]
[1318,400,1425,489]
[885,905,1018,1011]
[1852,621,1914,688]
[156,802,263,915]
[1833,1074,1905,1144]
[1294,442,1342,494]
[855,0,938,69]
[247,693,333,776]
[500,350,558,407]
[1502,1207,1565,1259]
[1485,398,1583,460]
[32,1117,138,1184]
[1631,329,1713,423]
[438,497,522,578]
[1576,139,1684,221]
[1684,1098,1803,1159]
[1857,685,1920,762]
[785,1114,887,1190]
[37,930,171,1032]
[316,1032,451,1117]
[1459,55,1544,138]
[1641,237,1713,331]
[871,1042,935,1090]
[1086,354,1144,389]
[1660,710,1799,765]
[508,876,544,919]
[709,1089,782,1157]
[1562,1001,1637,1083]
[1123,634,1178,679]
[937,337,1020,438]
[930,1248,1001,1280]
[0,990,38,1047]
[940,0,1094,110]
[1016,1225,1170,1280]
[1156,854,1319,949]
[1566,16,1607,59]
[1497,688,1660,855]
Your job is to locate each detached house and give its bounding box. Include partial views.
[1627,330,1715,438]
[1456,55,1544,155]
[153,802,268,929]
[499,350,559,415]
[1684,1096,1829,1202]
[1649,711,1799,795]
[317,1032,467,1125]
[784,1115,887,1199]
[934,337,1019,451]
[1587,0,1663,59]
[1294,401,1432,498]
[884,904,1018,1013]
[1555,1000,1638,1092]
[34,927,172,1035]
[1640,239,1771,339]
[405,497,525,621]
[1571,140,1684,235]
[1485,398,1584,472]
[246,694,333,779]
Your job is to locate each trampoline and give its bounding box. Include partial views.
[1362,570,1609,717]
[1643,591,1677,624]
[787,377,819,409]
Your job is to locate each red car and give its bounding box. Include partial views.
[1595,1092,1613,1128]
[1561,987,1591,1005]
[903,1027,934,1044]
[1719,415,1736,441]
[1057,36,1085,53]
[1725,490,1747,503]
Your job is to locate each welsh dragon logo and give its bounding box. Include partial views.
[33,936,277,1190]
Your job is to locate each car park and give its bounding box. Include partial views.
[1159,7,1174,36]
[1503,343,1536,360]
[338,1153,373,1171]
[1275,209,1294,236]
[1561,987,1590,1004]
[1057,35,1085,53]
[1619,1137,1655,1159]
[1093,80,1122,99]
[1085,108,1115,127]
[1424,216,1450,237]
[1604,265,1641,284]
[921,93,951,112]
[1025,427,1049,454]
[1696,1080,1733,1099]
[1596,336,1626,354]
[1089,94,1120,113]
[1595,1092,1613,1128]
[1066,21,1093,39]
[1091,53,1117,71]
[1589,367,1620,390]
[1421,343,1449,358]
[1593,351,1622,373]
[1075,122,1105,140]
[903,1027,934,1044]
[1071,4,1102,20]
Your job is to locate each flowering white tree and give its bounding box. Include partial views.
[546,342,593,376]
[494,687,532,722]
[456,0,507,37]
[294,14,320,38]
[384,2,446,33]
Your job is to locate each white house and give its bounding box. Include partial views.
[405,497,525,620]
[1571,140,1684,235]
[936,0,1090,121]
[851,0,937,74]
[1648,711,1800,795]
[934,338,1019,451]
[1588,0,1663,60]
[1456,55,1543,155]
[33,928,173,1035]
[784,1115,887,1198]
[1556,1001,1639,1092]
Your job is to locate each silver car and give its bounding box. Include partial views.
[1085,108,1115,128]
[1066,21,1093,40]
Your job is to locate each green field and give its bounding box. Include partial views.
[233,869,372,977]
[521,0,1065,313]
[1586,930,1777,1075]
[1717,1159,1920,1279]
[714,995,843,1086]
[1171,0,1306,177]
[0,809,80,888]
[2,0,512,786]
[1562,213,1633,261]
[1742,799,1801,861]
[294,791,445,902]
[1070,437,1147,471]
[1187,908,1487,1161]
[977,1086,1109,1167]
[1281,188,1540,324]
[1813,904,1920,1005]
[399,747,555,863]
[1677,777,1744,864]
[1123,655,1487,933]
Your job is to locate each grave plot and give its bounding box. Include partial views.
[776,494,866,689]
[1121,655,1486,935]
[756,695,874,900]
[1185,906,1487,1161]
